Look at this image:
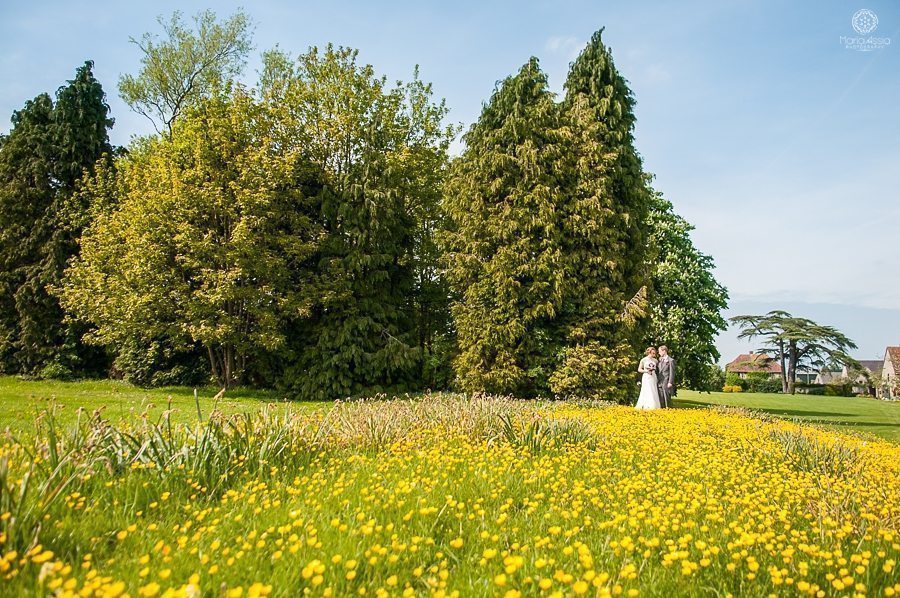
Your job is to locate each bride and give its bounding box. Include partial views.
[635,347,662,410]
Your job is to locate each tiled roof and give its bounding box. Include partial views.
[726,353,782,374]
[885,347,900,377]
[857,360,883,375]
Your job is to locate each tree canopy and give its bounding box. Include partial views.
[0,61,113,377]
[270,45,454,400]
[63,45,454,397]
[730,311,857,394]
[444,33,661,402]
[645,189,728,390]
[442,57,570,396]
[549,29,654,401]
[118,9,253,134]
[60,89,321,388]
[0,18,729,401]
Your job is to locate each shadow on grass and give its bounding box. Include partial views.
[822,421,900,428]
[676,400,900,437]
[675,399,856,419]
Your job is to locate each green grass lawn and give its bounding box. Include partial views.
[0,375,323,432]
[2,376,898,443]
[677,389,900,442]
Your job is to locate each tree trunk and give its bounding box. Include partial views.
[787,341,798,394]
[778,339,788,393]
[207,345,222,386]
[224,345,233,389]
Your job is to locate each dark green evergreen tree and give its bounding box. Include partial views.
[549,29,652,401]
[52,62,116,192]
[443,58,571,396]
[0,94,55,372]
[0,61,113,376]
[267,46,453,400]
[404,76,457,392]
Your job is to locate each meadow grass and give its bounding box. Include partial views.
[3,377,897,443]
[677,389,900,443]
[0,392,898,597]
[0,376,323,431]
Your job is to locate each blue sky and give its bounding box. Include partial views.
[2,0,899,363]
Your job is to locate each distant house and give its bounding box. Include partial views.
[796,368,819,385]
[725,352,782,380]
[878,347,900,399]
[814,360,882,395]
[814,369,844,385]
[727,352,887,396]
[849,360,882,396]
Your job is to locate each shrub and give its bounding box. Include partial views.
[37,362,74,381]
[724,372,746,391]
[824,382,854,397]
[549,342,634,404]
[744,372,781,393]
[759,379,782,393]
[110,338,209,387]
[693,364,726,392]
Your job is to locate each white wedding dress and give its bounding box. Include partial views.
[635,357,662,410]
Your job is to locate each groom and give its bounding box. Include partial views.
[656,345,675,408]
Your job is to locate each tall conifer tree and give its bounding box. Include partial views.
[0,94,55,372]
[0,61,113,376]
[443,58,571,396]
[549,29,652,401]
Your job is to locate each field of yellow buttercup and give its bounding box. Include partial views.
[0,396,897,597]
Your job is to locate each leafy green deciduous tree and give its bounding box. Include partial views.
[60,90,321,388]
[62,159,210,386]
[404,75,459,391]
[443,58,570,396]
[119,9,253,134]
[645,189,728,390]
[0,61,113,377]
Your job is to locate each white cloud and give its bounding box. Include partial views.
[544,35,583,60]
[643,63,672,85]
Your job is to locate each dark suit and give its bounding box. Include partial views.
[657,355,675,408]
